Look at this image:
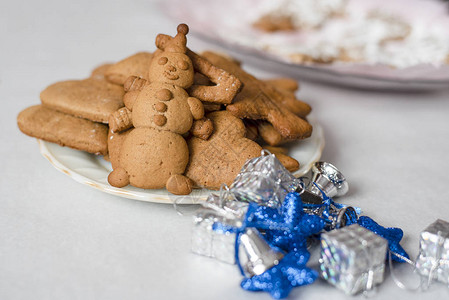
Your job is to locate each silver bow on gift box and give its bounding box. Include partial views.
[230,150,302,208]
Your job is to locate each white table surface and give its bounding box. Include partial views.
[1,0,449,299]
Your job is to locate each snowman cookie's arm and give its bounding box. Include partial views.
[187,97,204,120]
[109,107,133,133]
[187,97,213,140]
[123,76,149,110]
[190,118,213,140]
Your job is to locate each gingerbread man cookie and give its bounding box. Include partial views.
[185,111,263,189]
[200,51,313,139]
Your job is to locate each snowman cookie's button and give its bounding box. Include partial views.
[153,114,167,126]
[155,102,167,112]
[157,89,173,101]
[158,57,168,65]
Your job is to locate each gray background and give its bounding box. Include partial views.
[1,0,448,299]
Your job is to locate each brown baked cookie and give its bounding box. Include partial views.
[17,105,108,155]
[261,77,308,118]
[258,121,291,146]
[252,77,308,118]
[105,52,153,85]
[108,128,132,169]
[243,119,259,141]
[193,73,212,86]
[90,63,113,80]
[200,51,312,139]
[40,78,125,124]
[289,53,335,64]
[108,24,201,195]
[203,102,222,113]
[263,146,299,172]
[185,111,262,189]
[253,14,295,32]
[190,118,214,140]
[110,128,189,189]
[263,146,288,155]
[132,83,196,133]
[263,78,299,93]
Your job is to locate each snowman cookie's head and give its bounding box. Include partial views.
[149,24,194,88]
[149,52,194,88]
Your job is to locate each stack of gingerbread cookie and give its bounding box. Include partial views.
[17,24,313,195]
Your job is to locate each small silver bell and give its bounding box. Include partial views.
[334,206,358,229]
[308,162,349,198]
[239,228,284,277]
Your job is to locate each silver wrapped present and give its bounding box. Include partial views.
[415,219,449,285]
[230,150,301,208]
[319,224,388,295]
[191,193,248,264]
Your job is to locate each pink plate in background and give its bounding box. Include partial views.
[161,0,449,90]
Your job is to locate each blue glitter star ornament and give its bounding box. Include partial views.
[247,192,325,254]
[212,192,322,299]
[357,216,409,262]
[241,250,317,299]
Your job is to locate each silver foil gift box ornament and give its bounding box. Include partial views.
[415,219,449,285]
[231,150,302,208]
[320,224,388,295]
[191,193,248,264]
[307,162,349,198]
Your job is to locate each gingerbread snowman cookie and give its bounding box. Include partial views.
[108,24,206,195]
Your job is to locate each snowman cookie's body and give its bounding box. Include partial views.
[108,24,206,195]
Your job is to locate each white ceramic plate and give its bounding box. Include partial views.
[38,120,324,204]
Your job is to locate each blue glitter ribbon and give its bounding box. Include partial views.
[357,216,409,262]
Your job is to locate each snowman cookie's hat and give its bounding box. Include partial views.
[156,24,189,54]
